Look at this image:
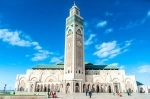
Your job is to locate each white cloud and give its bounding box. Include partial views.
[0,29,31,47]
[34,45,42,50]
[95,59,108,65]
[148,11,150,16]
[32,50,53,61]
[119,65,125,70]
[96,21,107,28]
[85,34,96,46]
[50,56,64,64]
[123,11,150,29]
[105,12,113,16]
[108,63,124,70]
[137,65,150,73]
[105,28,113,34]
[124,40,133,48]
[0,29,53,61]
[93,40,132,59]
[26,55,30,57]
[108,63,119,67]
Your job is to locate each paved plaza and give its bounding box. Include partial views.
[55,93,150,99]
[0,92,150,99]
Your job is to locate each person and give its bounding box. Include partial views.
[52,91,55,98]
[127,90,130,96]
[54,91,57,98]
[47,91,50,98]
[86,89,88,96]
[89,91,92,98]
[50,91,53,98]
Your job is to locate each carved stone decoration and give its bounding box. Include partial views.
[66,29,73,72]
[76,29,83,70]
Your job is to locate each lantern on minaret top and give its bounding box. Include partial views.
[70,2,80,16]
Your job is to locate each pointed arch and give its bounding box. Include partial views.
[45,75,57,82]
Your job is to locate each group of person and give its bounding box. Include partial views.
[47,91,57,98]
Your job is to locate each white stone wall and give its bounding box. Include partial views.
[138,85,150,93]
[15,69,138,93]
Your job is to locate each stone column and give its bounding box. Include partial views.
[80,82,82,93]
[112,83,114,93]
[34,82,36,92]
[27,82,31,92]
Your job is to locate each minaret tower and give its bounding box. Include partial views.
[64,3,85,81]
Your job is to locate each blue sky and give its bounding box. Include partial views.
[0,0,150,90]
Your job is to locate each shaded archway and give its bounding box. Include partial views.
[66,83,70,93]
[30,84,34,92]
[108,85,111,93]
[19,80,26,91]
[48,84,50,92]
[55,84,59,92]
[83,84,86,92]
[92,84,95,92]
[88,84,90,91]
[75,83,79,93]
[140,87,143,93]
[60,84,63,92]
[100,85,103,93]
[40,84,43,92]
[115,85,118,93]
[96,85,99,93]
[44,84,47,92]
[36,85,40,92]
[51,84,54,91]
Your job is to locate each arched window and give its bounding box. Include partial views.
[79,70,80,74]
[68,70,70,73]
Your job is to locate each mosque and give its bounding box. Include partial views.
[15,3,139,93]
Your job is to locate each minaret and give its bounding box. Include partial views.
[64,3,85,81]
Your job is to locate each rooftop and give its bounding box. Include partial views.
[32,62,119,70]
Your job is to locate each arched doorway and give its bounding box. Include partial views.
[36,85,40,92]
[108,85,111,93]
[19,80,26,91]
[100,85,103,93]
[88,84,90,91]
[75,83,79,93]
[129,88,131,93]
[140,87,143,93]
[48,84,50,92]
[51,84,54,91]
[92,84,95,92]
[83,84,86,92]
[55,84,59,92]
[44,84,47,92]
[30,84,34,92]
[115,85,118,93]
[66,83,70,93]
[60,84,63,92]
[96,85,99,93]
[20,87,24,91]
[40,85,43,92]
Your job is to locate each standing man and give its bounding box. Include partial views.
[89,91,92,98]
[86,89,88,96]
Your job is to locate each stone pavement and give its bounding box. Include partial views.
[55,93,150,99]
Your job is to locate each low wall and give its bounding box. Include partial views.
[0,96,46,99]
